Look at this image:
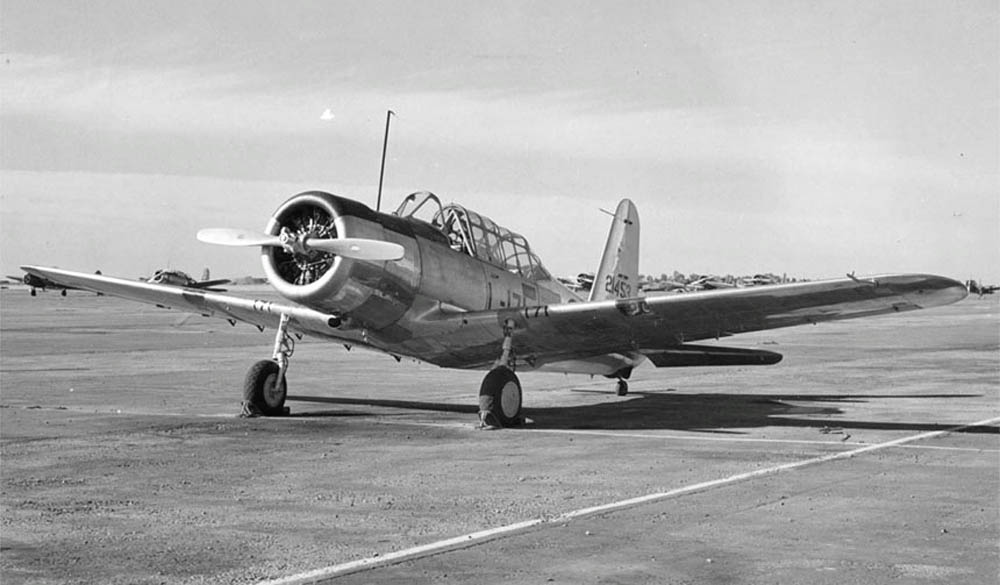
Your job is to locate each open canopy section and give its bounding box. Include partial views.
[395,191,552,281]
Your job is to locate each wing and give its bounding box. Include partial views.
[22,266,967,376]
[20,266,344,340]
[433,273,967,372]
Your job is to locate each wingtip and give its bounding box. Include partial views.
[899,274,969,307]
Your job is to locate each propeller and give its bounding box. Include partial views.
[197,229,280,247]
[197,228,405,261]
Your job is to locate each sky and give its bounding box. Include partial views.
[2,0,997,283]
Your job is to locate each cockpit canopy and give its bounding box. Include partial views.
[395,191,551,281]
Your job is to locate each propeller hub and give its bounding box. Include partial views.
[278,227,312,258]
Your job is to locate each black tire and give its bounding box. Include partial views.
[616,379,628,396]
[478,366,522,427]
[243,360,287,416]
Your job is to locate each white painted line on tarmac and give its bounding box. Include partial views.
[259,415,1000,585]
[520,427,1000,452]
[895,443,1000,453]
[553,415,1000,522]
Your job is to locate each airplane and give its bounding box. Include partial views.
[738,274,782,287]
[688,275,737,290]
[556,276,584,292]
[965,279,998,297]
[557,273,595,293]
[146,269,230,291]
[7,271,102,296]
[643,275,736,293]
[640,279,693,293]
[21,190,967,427]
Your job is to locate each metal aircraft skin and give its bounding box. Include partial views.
[22,190,968,426]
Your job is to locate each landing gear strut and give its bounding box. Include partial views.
[479,319,523,429]
[241,314,292,417]
[611,366,633,396]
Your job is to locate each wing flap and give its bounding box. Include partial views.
[643,344,782,367]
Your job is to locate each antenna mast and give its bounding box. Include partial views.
[376,109,395,212]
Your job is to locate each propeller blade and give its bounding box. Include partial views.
[198,229,404,261]
[306,238,405,261]
[197,229,280,247]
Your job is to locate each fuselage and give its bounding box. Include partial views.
[260,191,586,369]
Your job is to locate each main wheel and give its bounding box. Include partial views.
[616,379,629,396]
[478,366,523,428]
[243,360,287,416]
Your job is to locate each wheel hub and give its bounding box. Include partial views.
[500,380,521,418]
[262,373,286,408]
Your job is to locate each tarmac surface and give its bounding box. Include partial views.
[1,287,997,584]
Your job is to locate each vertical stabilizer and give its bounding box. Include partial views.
[589,199,640,301]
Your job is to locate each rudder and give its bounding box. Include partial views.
[589,199,640,301]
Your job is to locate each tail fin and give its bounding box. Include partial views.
[589,199,640,301]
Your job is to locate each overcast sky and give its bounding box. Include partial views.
[2,0,997,283]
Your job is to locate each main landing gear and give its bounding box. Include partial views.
[478,319,523,429]
[242,314,293,417]
[238,315,625,423]
[612,366,633,396]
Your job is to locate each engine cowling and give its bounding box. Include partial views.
[261,191,421,330]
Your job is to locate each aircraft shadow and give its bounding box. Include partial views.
[288,391,997,435]
[287,395,479,417]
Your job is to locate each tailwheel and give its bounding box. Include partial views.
[242,360,288,417]
[478,366,523,429]
[616,379,629,396]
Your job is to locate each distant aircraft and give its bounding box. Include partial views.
[556,277,583,292]
[146,269,230,291]
[22,190,967,427]
[8,271,102,296]
[965,280,998,297]
[640,279,693,293]
[739,274,781,287]
[687,275,736,290]
[641,275,736,294]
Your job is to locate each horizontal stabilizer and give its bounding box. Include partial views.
[644,345,782,368]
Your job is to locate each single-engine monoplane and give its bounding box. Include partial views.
[8,271,104,296]
[146,268,230,291]
[965,279,998,297]
[22,190,967,426]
